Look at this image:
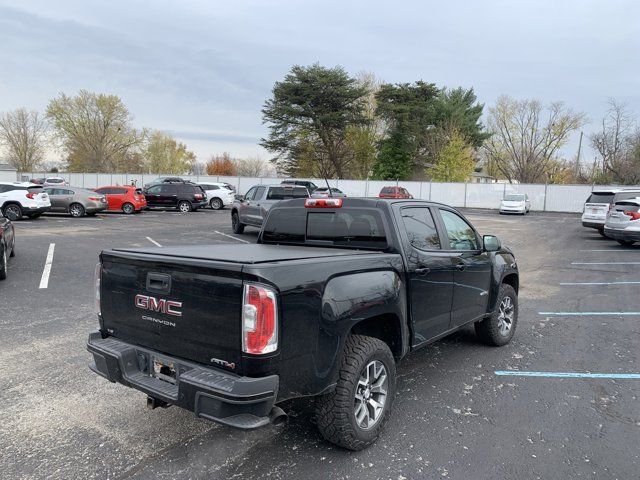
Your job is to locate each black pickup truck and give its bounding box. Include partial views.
[88,197,519,450]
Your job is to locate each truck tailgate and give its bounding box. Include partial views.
[100,250,243,368]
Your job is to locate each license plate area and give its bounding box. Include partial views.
[152,357,176,384]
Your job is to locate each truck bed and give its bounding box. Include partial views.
[109,243,383,264]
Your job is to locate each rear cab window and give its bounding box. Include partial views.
[267,186,308,199]
[262,207,388,249]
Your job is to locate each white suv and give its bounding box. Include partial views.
[0,182,51,220]
[582,189,640,236]
[198,182,235,210]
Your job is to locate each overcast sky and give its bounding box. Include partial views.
[1,0,639,165]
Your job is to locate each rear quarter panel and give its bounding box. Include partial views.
[243,253,406,400]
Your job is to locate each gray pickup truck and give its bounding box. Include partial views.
[231,184,309,233]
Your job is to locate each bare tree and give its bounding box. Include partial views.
[0,108,48,171]
[483,95,586,183]
[234,155,269,177]
[589,99,637,182]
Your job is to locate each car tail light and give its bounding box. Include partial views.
[623,210,640,220]
[26,192,36,199]
[194,193,204,200]
[88,196,102,201]
[305,198,343,208]
[94,263,102,316]
[242,283,278,354]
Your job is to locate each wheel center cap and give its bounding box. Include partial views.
[364,387,371,399]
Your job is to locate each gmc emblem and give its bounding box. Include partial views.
[134,294,182,317]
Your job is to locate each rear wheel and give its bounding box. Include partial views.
[475,283,518,346]
[0,242,7,280]
[210,198,223,210]
[177,200,192,213]
[598,228,607,237]
[3,204,22,221]
[69,203,85,217]
[232,211,244,234]
[122,202,135,214]
[617,239,635,246]
[315,335,396,451]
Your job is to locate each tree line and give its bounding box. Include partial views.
[2,65,639,185]
[0,90,271,176]
[260,64,640,185]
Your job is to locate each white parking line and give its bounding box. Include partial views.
[39,243,55,289]
[495,371,640,379]
[214,231,250,244]
[571,262,640,265]
[146,237,162,247]
[560,281,640,285]
[579,249,640,252]
[539,311,640,316]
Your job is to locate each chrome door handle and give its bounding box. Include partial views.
[415,267,430,275]
[455,263,466,271]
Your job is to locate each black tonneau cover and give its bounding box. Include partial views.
[110,243,380,264]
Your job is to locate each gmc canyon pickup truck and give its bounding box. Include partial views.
[88,198,519,450]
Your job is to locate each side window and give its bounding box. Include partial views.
[0,185,8,193]
[254,186,266,199]
[146,185,161,194]
[95,188,106,194]
[401,207,441,250]
[113,188,127,194]
[160,185,177,194]
[440,210,479,251]
[244,187,257,200]
[65,190,75,195]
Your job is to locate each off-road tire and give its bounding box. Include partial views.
[475,283,518,346]
[232,211,245,234]
[315,335,396,451]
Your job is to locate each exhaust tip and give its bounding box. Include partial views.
[269,406,288,426]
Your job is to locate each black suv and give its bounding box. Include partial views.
[143,182,207,212]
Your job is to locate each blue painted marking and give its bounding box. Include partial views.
[495,371,640,379]
[538,312,640,316]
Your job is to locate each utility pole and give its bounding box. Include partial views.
[575,131,583,179]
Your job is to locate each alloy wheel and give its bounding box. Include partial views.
[354,360,388,430]
[69,204,84,217]
[498,296,515,335]
[4,205,21,221]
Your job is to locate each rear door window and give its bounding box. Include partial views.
[401,207,441,250]
[614,192,640,202]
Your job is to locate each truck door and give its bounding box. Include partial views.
[396,205,455,345]
[435,208,492,328]
[249,186,266,225]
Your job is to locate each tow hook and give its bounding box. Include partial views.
[146,396,170,410]
[269,406,288,425]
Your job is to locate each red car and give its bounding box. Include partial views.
[379,186,413,199]
[94,185,147,214]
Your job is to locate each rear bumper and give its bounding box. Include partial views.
[87,332,279,429]
[22,205,51,214]
[582,220,605,229]
[604,228,640,242]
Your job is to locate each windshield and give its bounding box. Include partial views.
[504,194,525,201]
[262,207,388,249]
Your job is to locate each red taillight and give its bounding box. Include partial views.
[623,210,640,220]
[194,193,204,200]
[88,196,103,201]
[26,192,36,199]
[305,198,343,208]
[242,284,278,354]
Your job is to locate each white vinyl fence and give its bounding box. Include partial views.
[17,171,626,213]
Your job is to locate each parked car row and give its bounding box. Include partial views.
[582,188,640,245]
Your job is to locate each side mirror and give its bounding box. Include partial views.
[483,235,501,252]
[235,194,244,202]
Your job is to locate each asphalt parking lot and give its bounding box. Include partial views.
[1,208,638,480]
